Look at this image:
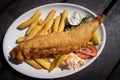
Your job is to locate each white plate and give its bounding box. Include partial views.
[3,3,106,79]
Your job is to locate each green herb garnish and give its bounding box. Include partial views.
[80,14,92,24]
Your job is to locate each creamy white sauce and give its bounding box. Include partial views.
[68,12,81,25]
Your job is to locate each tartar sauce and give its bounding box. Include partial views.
[68,12,81,25]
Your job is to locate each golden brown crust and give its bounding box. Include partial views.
[11,14,105,62]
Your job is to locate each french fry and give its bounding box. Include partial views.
[25,59,42,69]
[91,31,101,45]
[53,16,61,33]
[41,9,56,27]
[25,25,43,40]
[35,58,50,70]
[35,9,56,36]
[39,18,54,35]
[26,20,38,35]
[49,54,68,72]
[38,19,43,25]
[58,9,68,32]
[17,37,25,43]
[18,10,41,29]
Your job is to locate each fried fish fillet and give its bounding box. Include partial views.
[11,14,105,62]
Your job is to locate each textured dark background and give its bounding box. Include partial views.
[0,0,12,13]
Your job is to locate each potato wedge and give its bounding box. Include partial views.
[18,10,41,29]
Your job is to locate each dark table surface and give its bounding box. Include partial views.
[0,0,120,80]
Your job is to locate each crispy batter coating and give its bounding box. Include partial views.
[11,14,105,62]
